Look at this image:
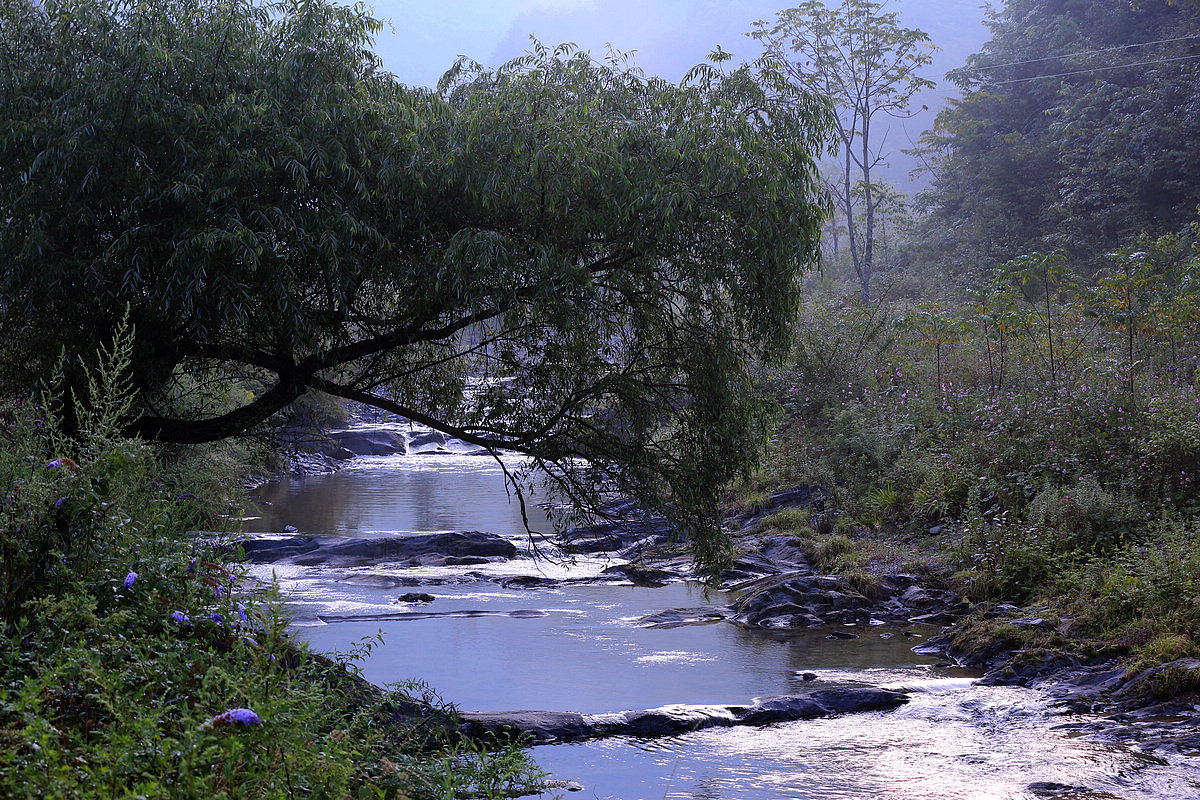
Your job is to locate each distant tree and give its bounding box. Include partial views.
[0,0,833,573]
[751,0,936,302]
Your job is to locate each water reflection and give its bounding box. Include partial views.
[258,448,1200,800]
[252,454,552,536]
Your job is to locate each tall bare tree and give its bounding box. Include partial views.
[753,0,935,301]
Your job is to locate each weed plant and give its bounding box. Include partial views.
[0,327,544,798]
[751,233,1200,668]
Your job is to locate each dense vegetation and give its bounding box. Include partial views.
[0,329,547,798]
[747,0,1200,671]
[0,0,833,572]
[915,0,1200,272]
[0,0,835,796]
[4,0,1200,794]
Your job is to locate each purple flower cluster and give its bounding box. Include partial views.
[207,708,262,727]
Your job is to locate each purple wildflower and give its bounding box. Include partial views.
[177,492,196,501]
[207,708,262,727]
[47,459,63,469]
[213,584,224,599]
[209,613,224,625]
[241,636,259,648]
[54,497,65,508]
[123,571,138,589]
[236,603,249,623]
[171,610,191,624]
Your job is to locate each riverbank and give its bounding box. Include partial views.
[710,486,1200,754]
[0,399,549,800]
[239,438,1200,763]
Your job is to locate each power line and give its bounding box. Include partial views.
[957,32,1200,73]
[986,51,1200,86]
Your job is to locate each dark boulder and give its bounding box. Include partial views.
[730,572,874,629]
[729,571,969,631]
[636,607,731,629]
[237,535,322,561]
[1027,782,1093,797]
[459,710,595,743]
[329,428,407,457]
[600,563,678,586]
[406,430,451,452]
[459,687,908,744]
[738,689,907,724]
[497,575,563,590]
[978,649,1082,687]
[561,518,671,553]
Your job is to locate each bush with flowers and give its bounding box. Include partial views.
[752,232,1200,666]
[0,325,544,798]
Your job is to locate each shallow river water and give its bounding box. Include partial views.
[249,445,1200,799]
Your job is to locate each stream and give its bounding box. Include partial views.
[247,438,1200,799]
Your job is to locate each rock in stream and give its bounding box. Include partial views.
[237,530,518,567]
[458,687,909,744]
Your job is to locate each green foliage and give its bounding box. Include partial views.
[0,330,543,798]
[761,507,813,533]
[0,0,834,578]
[1026,478,1139,552]
[0,319,201,627]
[751,0,937,301]
[916,0,1200,269]
[765,226,1200,607]
[1051,518,1200,664]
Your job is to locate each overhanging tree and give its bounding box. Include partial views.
[0,0,833,573]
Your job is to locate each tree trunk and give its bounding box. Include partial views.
[861,118,874,305]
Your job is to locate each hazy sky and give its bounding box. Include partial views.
[364,0,990,187]
[366,0,989,89]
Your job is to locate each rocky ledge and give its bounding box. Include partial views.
[728,570,968,631]
[925,622,1200,754]
[458,687,909,744]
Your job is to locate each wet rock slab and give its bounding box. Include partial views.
[636,607,732,629]
[599,563,680,586]
[459,687,908,744]
[318,608,549,624]
[327,428,407,457]
[237,530,517,567]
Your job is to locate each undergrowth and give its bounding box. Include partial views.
[0,324,545,799]
[738,240,1200,672]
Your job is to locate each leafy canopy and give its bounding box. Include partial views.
[0,0,834,571]
[915,0,1200,271]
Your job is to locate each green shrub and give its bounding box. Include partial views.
[811,533,856,568]
[759,507,812,533]
[1026,478,1139,552]
[0,326,543,799]
[1048,518,1200,665]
